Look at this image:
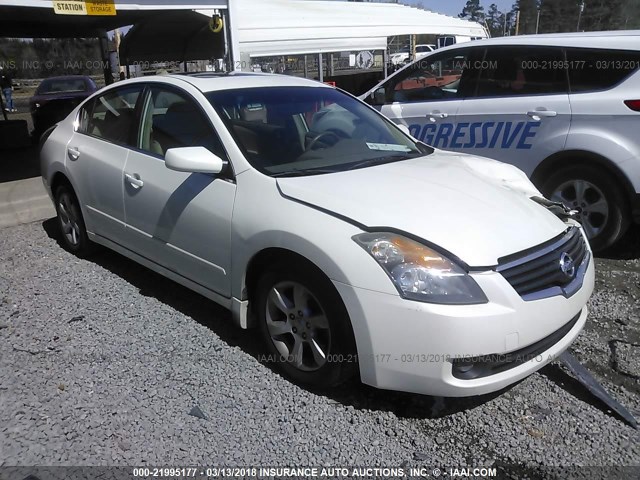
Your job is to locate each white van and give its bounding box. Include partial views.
[362,31,640,251]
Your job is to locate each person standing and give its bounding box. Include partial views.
[0,66,16,113]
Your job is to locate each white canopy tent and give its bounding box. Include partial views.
[200,0,488,60]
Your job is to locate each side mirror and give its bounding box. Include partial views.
[165,146,224,175]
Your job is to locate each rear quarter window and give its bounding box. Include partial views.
[566,48,640,93]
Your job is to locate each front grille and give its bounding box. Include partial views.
[497,227,589,301]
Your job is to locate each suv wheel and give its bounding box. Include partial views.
[256,265,357,389]
[541,165,629,251]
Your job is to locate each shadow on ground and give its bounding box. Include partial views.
[0,145,39,183]
[41,217,510,420]
[598,224,640,261]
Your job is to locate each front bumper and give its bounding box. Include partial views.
[333,256,594,397]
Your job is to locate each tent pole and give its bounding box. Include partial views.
[0,90,7,121]
[383,49,388,78]
[318,53,323,82]
[98,29,113,85]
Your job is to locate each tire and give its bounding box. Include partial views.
[54,184,95,257]
[540,164,629,252]
[256,264,358,389]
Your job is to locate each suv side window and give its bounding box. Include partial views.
[475,46,567,97]
[382,49,476,103]
[138,87,227,161]
[87,86,142,145]
[566,48,640,93]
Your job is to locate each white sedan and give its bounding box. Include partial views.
[40,73,594,396]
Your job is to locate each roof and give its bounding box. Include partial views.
[0,1,228,38]
[103,71,332,93]
[199,0,488,57]
[441,30,640,51]
[173,72,331,92]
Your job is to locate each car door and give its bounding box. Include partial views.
[366,47,480,149]
[66,85,143,240]
[454,46,571,176]
[122,85,235,297]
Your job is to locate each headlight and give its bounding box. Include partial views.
[353,233,487,305]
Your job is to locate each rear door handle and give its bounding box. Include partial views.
[67,147,80,160]
[125,173,144,189]
[527,110,557,119]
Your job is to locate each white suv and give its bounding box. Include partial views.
[363,31,640,251]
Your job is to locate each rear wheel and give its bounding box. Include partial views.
[541,164,629,251]
[54,184,95,257]
[256,264,357,388]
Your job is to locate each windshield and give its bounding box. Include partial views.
[206,86,431,177]
[37,78,88,95]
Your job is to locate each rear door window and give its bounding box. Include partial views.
[87,86,142,146]
[474,46,568,98]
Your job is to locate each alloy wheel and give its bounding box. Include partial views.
[265,281,331,372]
[551,179,609,239]
[57,192,81,247]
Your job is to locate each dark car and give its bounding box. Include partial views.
[30,75,98,138]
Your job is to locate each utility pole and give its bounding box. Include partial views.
[515,10,520,35]
[577,1,585,32]
[536,7,541,34]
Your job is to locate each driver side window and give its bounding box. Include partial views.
[384,50,475,104]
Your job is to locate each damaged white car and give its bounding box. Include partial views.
[40,73,594,396]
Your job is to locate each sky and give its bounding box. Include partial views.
[362,1,516,18]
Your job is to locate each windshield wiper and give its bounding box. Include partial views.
[346,155,414,171]
[270,167,341,178]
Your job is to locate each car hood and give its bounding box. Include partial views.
[276,151,567,267]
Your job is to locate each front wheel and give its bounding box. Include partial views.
[256,265,357,389]
[541,165,629,251]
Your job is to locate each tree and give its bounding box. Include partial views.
[485,3,505,36]
[459,0,485,22]
[537,0,631,33]
[538,0,575,33]
[511,0,540,34]
[621,0,640,28]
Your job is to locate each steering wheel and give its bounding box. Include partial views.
[305,130,342,151]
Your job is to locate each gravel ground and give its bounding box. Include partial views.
[0,219,639,474]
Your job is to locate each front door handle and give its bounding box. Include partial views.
[67,147,80,160]
[125,173,144,189]
[428,111,448,122]
[527,110,557,119]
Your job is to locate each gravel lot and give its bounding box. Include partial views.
[1,219,639,474]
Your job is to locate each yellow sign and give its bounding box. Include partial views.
[53,0,116,16]
[86,1,116,16]
[53,1,87,15]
